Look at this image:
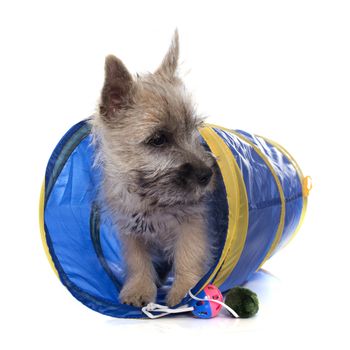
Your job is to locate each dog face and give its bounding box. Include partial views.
[96,31,215,208]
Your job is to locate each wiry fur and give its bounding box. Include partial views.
[90,30,216,307]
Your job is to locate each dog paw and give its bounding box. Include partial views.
[166,287,187,307]
[120,278,157,307]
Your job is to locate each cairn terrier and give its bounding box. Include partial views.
[90,30,216,307]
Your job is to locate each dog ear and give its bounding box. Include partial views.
[155,29,179,78]
[99,55,134,118]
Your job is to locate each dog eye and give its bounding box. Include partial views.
[147,133,168,147]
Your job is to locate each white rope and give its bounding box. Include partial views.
[141,302,194,319]
[141,289,239,319]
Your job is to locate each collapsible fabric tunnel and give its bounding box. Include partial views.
[40,119,310,318]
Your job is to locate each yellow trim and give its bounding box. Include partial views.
[39,180,59,278]
[258,136,309,248]
[199,126,249,288]
[206,124,286,268]
[303,176,312,197]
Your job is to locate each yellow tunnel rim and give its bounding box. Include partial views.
[257,135,309,249]
[205,124,287,268]
[199,125,249,289]
[39,180,59,278]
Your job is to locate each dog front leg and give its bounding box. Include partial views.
[119,234,157,307]
[166,216,208,307]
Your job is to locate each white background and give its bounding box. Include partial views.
[1,0,349,349]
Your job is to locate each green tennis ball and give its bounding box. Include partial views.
[225,287,259,318]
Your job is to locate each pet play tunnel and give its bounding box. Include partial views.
[39,119,310,318]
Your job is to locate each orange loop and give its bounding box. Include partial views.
[303,176,312,197]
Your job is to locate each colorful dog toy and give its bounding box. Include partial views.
[40,119,310,318]
[141,285,239,319]
[225,287,259,318]
[141,285,259,319]
[190,284,224,318]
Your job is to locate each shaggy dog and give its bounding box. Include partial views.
[90,31,216,307]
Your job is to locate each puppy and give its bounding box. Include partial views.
[90,30,216,307]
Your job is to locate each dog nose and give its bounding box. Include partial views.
[178,163,213,187]
[178,163,194,183]
[195,167,213,186]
